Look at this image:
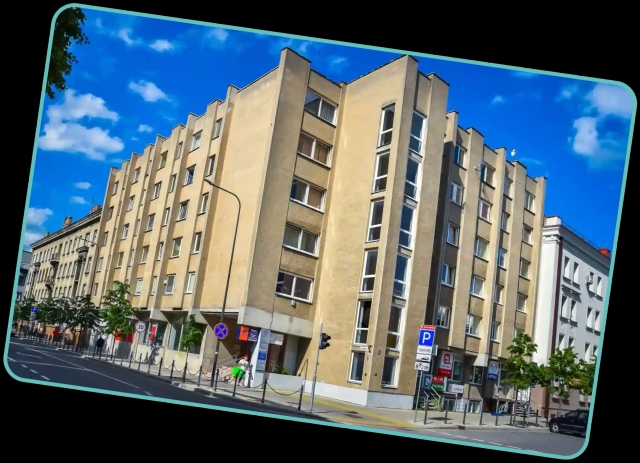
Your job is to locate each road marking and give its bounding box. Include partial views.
[18,352,41,358]
[507,446,521,449]
[27,347,141,389]
[328,417,394,427]
[488,442,502,446]
[7,357,15,362]
[471,438,485,442]
[41,376,50,381]
[456,435,468,439]
[144,391,153,396]
[440,432,452,436]
[9,361,86,370]
[29,369,38,374]
[21,364,28,368]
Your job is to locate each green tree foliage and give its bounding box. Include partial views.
[35,295,56,329]
[505,332,542,391]
[47,7,89,99]
[179,315,204,360]
[68,294,102,350]
[13,297,35,322]
[577,355,597,397]
[52,296,74,327]
[100,281,135,340]
[547,347,581,412]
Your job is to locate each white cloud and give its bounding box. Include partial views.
[132,136,139,141]
[329,56,348,69]
[138,124,153,132]
[556,84,579,101]
[570,116,625,168]
[511,71,538,78]
[149,39,175,52]
[519,157,544,166]
[269,38,319,56]
[128,80,171,102]
[117,28,142,46]
[586,83,635,119]
[491,95,506,105]
[38,90,124,161]
[74,182,91,190]
[70,196,90,205]
[23,231,45,247]
[206,28,229,43]
[27,207,53,227]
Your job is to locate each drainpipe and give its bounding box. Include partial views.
[544,233,563,417]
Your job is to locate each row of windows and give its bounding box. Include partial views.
[562,255,605,297]
[557,333,599,361]
[560,295,602,332]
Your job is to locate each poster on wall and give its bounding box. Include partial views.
[237,326,261,342]
[488,361,500,381]
[438,351,453,377]
[432,375,446,392]
[256,329,270,373]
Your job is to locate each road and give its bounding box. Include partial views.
[5,339,323,421]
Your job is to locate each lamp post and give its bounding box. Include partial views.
[203,178,241,387]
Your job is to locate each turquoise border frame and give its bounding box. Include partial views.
[6,3,636,460]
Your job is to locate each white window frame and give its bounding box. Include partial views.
[393,254,410,299]
[474,237,489,259]
[128,249,135,266]
[366,200,384,242]
[275,270,314,302]
[436,306,450,329]
[522,225,533,244]
[525,192,535,211]
[304,90,337,125]
[594,310,601,332]
[386,304,403,351]
[135,278,143,296]
[381,356,399,388]
[446,223,459,246]
[470,366,484,385]
[140,246,149,264]
[177,201,189,220]
[159,152,167,169]
[140,189,146,205]
[453,145,466,167]
[409,111,425,155]
[199,193,209,214]
[147,214,155,231]
[112,181,119,195]
[520,259,531,278]
[450,182,464,206]
[501,212,510,232]
[163,208,171,226]
[128,196,135,211]
[135,219,141,235]
[297,132,332,166]
[176,141,184,159]
[378,105,395,147]
[361,249,378,293]
[191,131,202,151]
[283,223,319,256]
[516,293,527,313]
[214,119,223,138]
[165,274,176,294]
[290,178,325,212]
[441,264,455,287]
[157,242,164,261]
[192,232,202,253]
[171,238,182,258]
[498,248,508,268]
[153,182,161,199]
[122,224,129,239]
[348,351,366,384]
[353,300,371,345]
[404,157,422,201]
[184,165,196,185]
[478,199,492,221]
[133,167,141,183]
[466,314,481,337]
[480,163,495,185]
[573,262,579,283]
[504,177,512,197]
[116,252,124,268]
[470,275,485,298]
[596,276,603,296]
[494,284,504,304]
[570,300,577,322]
[151,276,158,295]
[185,272,196,293]
[169,174,177,192]
[207,155,216,176]
[373,151,390,193]
[490,322,500,341]
[399,204,416,249]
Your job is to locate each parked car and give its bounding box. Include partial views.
[548,409,589,437]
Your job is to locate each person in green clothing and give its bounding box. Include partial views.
[232,355,250,386]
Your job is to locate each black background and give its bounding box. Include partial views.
[5,2,634,459]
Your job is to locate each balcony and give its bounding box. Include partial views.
[33,261,41,268]
[50,254,60,265]
[77,245,89,259]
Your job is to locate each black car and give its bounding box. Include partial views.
[548,409,589,437]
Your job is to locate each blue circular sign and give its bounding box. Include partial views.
[214,323,229,340]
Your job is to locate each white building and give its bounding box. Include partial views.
[17,250,33,300]
[531,215,609,417]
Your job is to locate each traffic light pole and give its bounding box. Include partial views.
[309,322,322,413]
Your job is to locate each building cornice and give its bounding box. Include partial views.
[542,226,610,274]
[31,210,102,249]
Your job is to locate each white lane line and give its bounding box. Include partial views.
[29,370,38,374]
[144,391,153,396]
[27,347,140,389]
[507,446,521,449]
[488,442,502,446]
[41,376,50,381]
[7,357,15,362]
[17,352,41,358]
[9,361,86,370]
[455,436,468,439]
[439,432,452,436]
[21,364,28,368]
[471,438,485,442]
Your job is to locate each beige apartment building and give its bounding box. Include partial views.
[87,48,545,409]
[25,205,102,306]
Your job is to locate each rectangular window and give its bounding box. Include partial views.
[165,274,176,294]
[587,306,593,329]
[112,181,119,195]
[116,252,124,268]
[570,300,577,322]
[103,231,109,245]
[192,232,202,253]
[373,151,390,193]
[349,352,365,383]
[466,314,481,337]
[474,237,489,259]
[404,157,420,199]
[163,208,171,226]
[470,275,485,297]
[171,238,182,258]
[206,155,216,176]
[275,271,313,302]
[568,336,575,348]
[176,142,183,159]
[367,200,384,242]
[494,284,504,304]
[135,278,143,295]
[186,272,196,293]
[561,295,569,318]
[122,224,129,239]
[108,206,114,220]
[450,182,463,205]
[199,193,209,214]
[147,214,155,231]
[453,146,466,167]
[378,105,395,146]
[520,259,531,278]
[441,264,455,287]
[214,119,222,138]
[470,366,484,385]
[140,246,149,263]
[157,242,164,261]
[499,363,509,386]
[498,248,508,268]
[480,163,495,185]
[304,90,337,124]
[128,196,135,211]
[153,182,161,199]
[522,225,533,244]
[436,306,450,329]
[386,305,402,350]
[490,323,500,341]
[97,257,103,271]
[140,189,146,205]
[595,310,601,331]
[128,249,135,266]
[596,276,603,296]
[409,112,425,154]
[178,201,189,220]
[151,276,158,295]
[501,212,510,232]
[525,192,535,212]
[399,205,415,248]
[361,249,378,292]
[381,356,398,387]
[169,174,177,192]
[354,300,371,344]
[133,167,141,183]
[516,293,528,312]
[159,152,167,169]
[446,223,459,246]
[290,179,325,211]
[93,283,98,297]
[504,177,513,197]
[134,219,141,235]
[184,165,196,185]
[393,254,410,298]
[283,223,318,255]
[478,199,491,221]
[573,262,579,282]
[191,132,202,151]
[297,133,331,165]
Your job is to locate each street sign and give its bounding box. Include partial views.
[135,321,146,333]
[31,306,38,313]
[416,354,431,362]
[418,325,436,347]
[214,323,229,340]
[417,345,432,355]
[415,362,430,371]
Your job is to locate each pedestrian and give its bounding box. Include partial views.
[237,354,250,387]
[95,336,105,355]
[52,327,59,343]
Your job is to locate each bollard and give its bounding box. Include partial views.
[510,401,516,426]
[148,357,152,374]
[128,353,133,368]
[479,400,484,426]
[197,366,202,388]
[444,405,449,424]
[462,402,468,426]
[423,397,429,425]
[535,411,539,426]
[495,404,500,426]
[182,362,187,383]
[138,354,142,371]
[297,385,303,411]
[232,374,239,397]
[214,369,220,392]
[170,360,175,380]
[157,355,164,376]
[261,377,267,403]
[120,352,124,366]
[112,351,116,363]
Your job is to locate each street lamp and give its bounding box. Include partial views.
[203,178,241,387]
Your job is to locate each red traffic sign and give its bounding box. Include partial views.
[214,323,229,340]
[421,325,436,330]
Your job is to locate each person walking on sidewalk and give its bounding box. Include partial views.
[237,354,250,387]
[95,336,105,355]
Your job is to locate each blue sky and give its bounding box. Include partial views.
[25,8,634,253]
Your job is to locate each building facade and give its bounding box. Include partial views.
[25,205,102,303]
[87,48,546,409]
[531,216,609,417]
[16,250,33,300]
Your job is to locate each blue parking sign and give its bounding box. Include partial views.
[418,325,435,347]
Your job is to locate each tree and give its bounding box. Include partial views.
[547,347,581,416]
[68,295,102,351]
[505,332,543,422]
[100,281,135,354]
[576,355,597,398]
[47,7,90,99]
[34,295,57,337]
[13,297,35,324]
[179,315,204,365]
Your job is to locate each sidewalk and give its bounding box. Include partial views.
[81,353,548,432]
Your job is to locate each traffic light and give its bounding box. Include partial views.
[319,332,331,350]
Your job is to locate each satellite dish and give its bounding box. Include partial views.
[510,149,517,157]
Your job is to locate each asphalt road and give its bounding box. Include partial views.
[5,338,322,421]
